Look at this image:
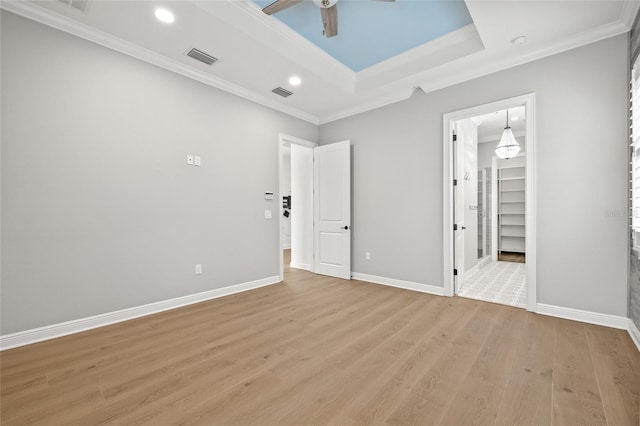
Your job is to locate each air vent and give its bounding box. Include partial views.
[57,0,89,12]
[272,87,293,98]
[187,48,217,66]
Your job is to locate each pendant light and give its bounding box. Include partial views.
[495,109,520,160]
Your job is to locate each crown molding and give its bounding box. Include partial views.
[355,24,484,92]
[1,0,320,125]
[321,19,629,124]
[195,0,355,94]
[318,87,415,124]
[620,0,640,29]
[418,20,628,96]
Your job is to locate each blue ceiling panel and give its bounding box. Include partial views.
[253,0,473,72]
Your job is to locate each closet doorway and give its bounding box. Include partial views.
[443,94,537,312]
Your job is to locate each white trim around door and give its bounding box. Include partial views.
[442,93,537,312]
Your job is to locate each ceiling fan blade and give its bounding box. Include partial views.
[262,0,303,15]
[321,4,338,38]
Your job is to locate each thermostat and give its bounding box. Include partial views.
[265,192,274,200]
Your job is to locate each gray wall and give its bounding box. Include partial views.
[320,34,629,316]
[0,11,317,334]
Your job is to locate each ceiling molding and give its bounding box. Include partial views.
[195,1,356,94]
[355,24,484,92]
[418,19,628,96]
[1,0,320,124]
[620,0,640,29]
[318,87,416,125]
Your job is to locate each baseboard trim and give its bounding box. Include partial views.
[0,276,281,351]
[536,303,629,330]
[629,319,640,352]
[289,262,311,271]
[463,264,480,279]
[352,272,445,297]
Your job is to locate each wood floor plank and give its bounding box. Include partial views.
[384,301,506,425]
[494,312,555,426]
[329,297,477,426]
[585,324,640,425]
[438,305,527,425]
[1,261,638,425]
[552,318,608,425]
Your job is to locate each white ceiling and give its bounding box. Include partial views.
[474,106,526,143]
[4,0,638,124]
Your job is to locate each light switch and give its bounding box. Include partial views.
[194,156,201,166]
[187,155,194,165]
[264,210,272,219]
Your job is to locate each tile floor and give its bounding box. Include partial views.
[458,261,526,308]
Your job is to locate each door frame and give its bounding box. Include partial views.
[442,93,537,312]
[278,133,317,282]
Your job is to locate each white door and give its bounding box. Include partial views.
[453,130,465,292]
[313,140,351,279]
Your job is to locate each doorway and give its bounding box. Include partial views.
[278,134,352,282]
[279,134,316,281]
[443,94,537,312]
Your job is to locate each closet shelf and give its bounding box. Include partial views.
[497,156,526,256]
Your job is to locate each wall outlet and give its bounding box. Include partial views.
[195,264,202,275]
[187,155,194,165]
[264,210,272,219]
[194,156,201,166]
[365,251,371,260]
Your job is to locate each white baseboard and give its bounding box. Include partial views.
[464,264,480,279]
[537,303,629,330]
[629,319,640,352]
[289,262,311,271]
[0,276,281,351]
[352,272,445,297]
[478,256,492,269]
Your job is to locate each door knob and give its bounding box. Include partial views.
[342,225,351,230]
[461,226,466,230]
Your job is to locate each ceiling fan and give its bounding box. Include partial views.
[261,0,394,38]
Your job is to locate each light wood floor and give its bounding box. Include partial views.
[1,253,639,425]
[498,251,526,263]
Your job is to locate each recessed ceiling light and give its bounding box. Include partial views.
[511,35,527,46]
[289,76,302,86]
[511,116,520,121]
[155,8,175,24]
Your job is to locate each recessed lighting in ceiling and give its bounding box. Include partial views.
[154,8,175,24]
[511,35,527,46]
[511,116,520,121]
[289,76,302,86]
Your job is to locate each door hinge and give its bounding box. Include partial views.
[452,134,457,142]
[453,179,458,186]
[453,268,458,276]
[453,224,458,231]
